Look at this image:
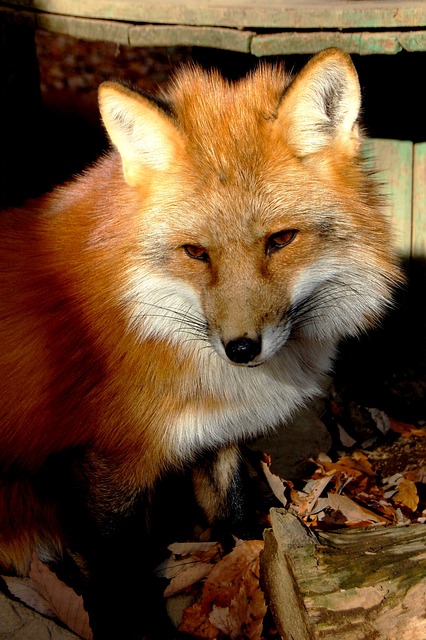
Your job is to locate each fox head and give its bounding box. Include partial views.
[98,48,401,368]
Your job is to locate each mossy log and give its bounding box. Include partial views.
[261,508,426,640]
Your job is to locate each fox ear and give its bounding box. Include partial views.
[279,48,361,156]
[98,82,183,186]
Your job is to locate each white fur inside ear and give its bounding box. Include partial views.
[99,83,179,180]
[283,51,361,156]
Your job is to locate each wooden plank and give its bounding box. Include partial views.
[35,13,130,44]
[3,0,426,30]
[367,139,413,257]
[6,8,426,55]
[412,143,426,260]
[130,24,254,52]
[252,31,362,57]
[251,31,403,57]
[34,13,254,52]
[398,30,426,51]
[360,31,402,55]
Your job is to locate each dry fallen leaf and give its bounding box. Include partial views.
[208,575,267,640]
[327,493,389,525]
[3,555,92,640]
[389,420,426,438]
[393,479,419,512]
[406,466,426,484]
[296,474,335,518]
[156,541,223,597]
[260,458,287,506]
[178,540,266,640]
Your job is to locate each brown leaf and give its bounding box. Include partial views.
[156,541,222,597]
[327,493,388,525]
[297,474,335,517]
[260,459,287,506]
[2,575,56,618]
[4,555,92,640]
[179,540,266,640]
[389,420,426,438]
[209,576,267,639]
[393,479,419,512]
[316,452,374,478]
[29,557,93,640]
[164,561,214,598]
[179,601,219,639]
[406,467,426,484]
[350,451,375,475]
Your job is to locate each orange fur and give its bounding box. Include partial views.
[0,49,402,638]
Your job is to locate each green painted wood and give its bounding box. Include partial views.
[399,30,426,52]
[22,14,426,55]
[413,142,426,260]
[2,2,426,54]
[368,139,414,257]
[359,31,402,55]
[36,13,130,44]
[252,32,363,57]
[2,0,426,30]
[130,24,254,52]
[35,13,254,52]
[251,31,405,57]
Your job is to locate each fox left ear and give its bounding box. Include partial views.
[98,82,184,186]
[279,48,361,156]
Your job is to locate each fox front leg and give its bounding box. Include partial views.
[52,451,174,640]
[192,444,263,541]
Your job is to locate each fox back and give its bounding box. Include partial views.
[0,49,401,638]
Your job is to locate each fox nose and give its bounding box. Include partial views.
[224,337,262,364]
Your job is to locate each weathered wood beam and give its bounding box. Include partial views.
[261,509,426,640]
[129,24,254,52]
[2,0,426,31]
[33,12,255,51]
[3,6,426,56]
[252,30,426,56]
[413,143,426,260]
[368,139,413,257]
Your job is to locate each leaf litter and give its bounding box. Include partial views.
[2,409,425,638]
[159,411,426,639]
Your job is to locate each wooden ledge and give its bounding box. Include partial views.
[1,0,426,54]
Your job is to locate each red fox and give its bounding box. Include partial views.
[0,48,401,638]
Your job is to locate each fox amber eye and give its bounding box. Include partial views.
[183,244,209,262]
[267,229,298,254]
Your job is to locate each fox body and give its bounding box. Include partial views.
[0,49,400,638]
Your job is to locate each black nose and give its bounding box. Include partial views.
[224,337,262,364]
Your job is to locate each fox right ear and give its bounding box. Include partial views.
[279,48,361,157]
[98,82,183,186]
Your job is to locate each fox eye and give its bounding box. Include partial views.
[266,229,298,254]
[183,244,209,262]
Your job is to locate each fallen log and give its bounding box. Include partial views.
[261,508,426,640]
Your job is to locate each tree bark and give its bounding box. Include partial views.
[261,508,426,640]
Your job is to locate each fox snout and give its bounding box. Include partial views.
[223,336,262,365]
[205,282,291,367]
[210,314,290,367]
